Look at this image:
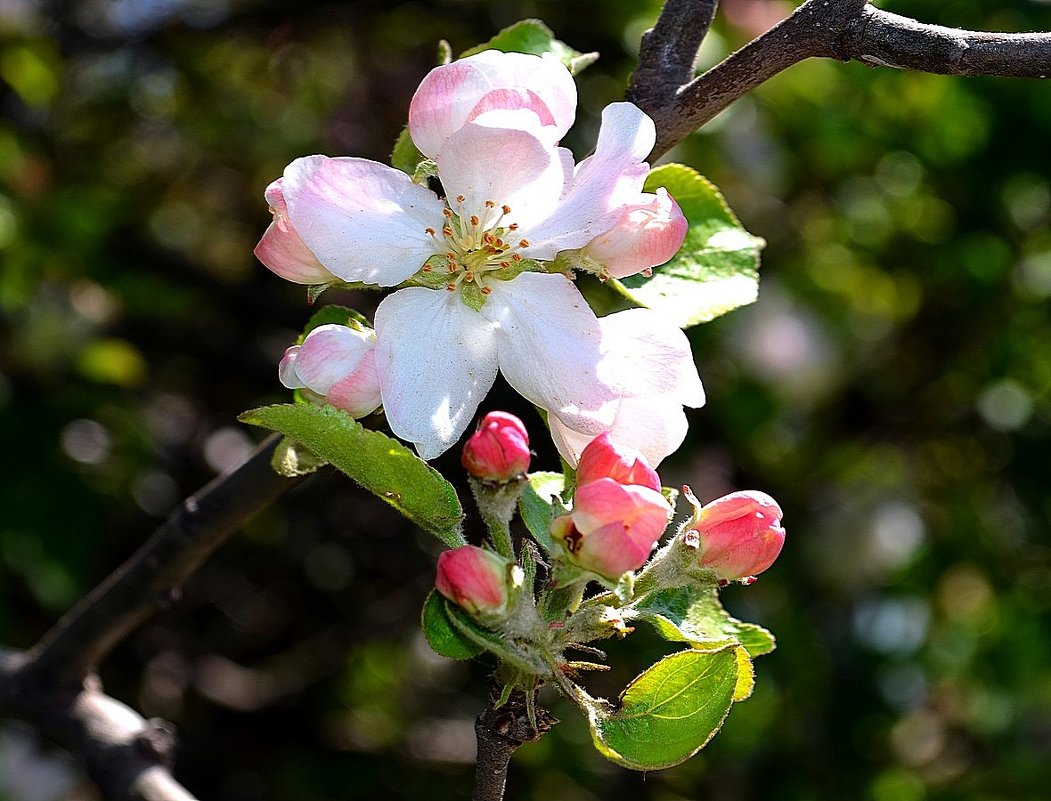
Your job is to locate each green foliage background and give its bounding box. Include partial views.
[1,1,1050,799]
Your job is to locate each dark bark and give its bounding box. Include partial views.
[473,685,557,801]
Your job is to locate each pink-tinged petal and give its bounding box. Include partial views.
[375,288,499,459]
[433,123,564,228]
[255,178,338,285]
[584,188,688,279]
[409,50,576,157]
[294,324,377,395]
[522,103,656,260]
[564,478,672,577]
[550,395,689,469]
[278,345,304,389]
[482,273,617,435]
[281,155,443,287]
[326,348,382,417]
[598,308,705,407]
[575,431,661,492]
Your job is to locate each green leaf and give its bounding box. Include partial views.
[239,404,465,547]
[460,19,598,75]
[633,585,776,658]
[298,305,370,343]
[421,590,483,660]
[584,647,740,770]
[519,471,564,552]
[391,128,427,176]
[271,436,327,477]
[612,164,765,328]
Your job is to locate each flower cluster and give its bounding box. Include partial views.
[257,50,701,464]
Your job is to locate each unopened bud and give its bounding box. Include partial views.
[553,478,672,579]
[435,545,517,618]
[575,432,660,492]
[461,411,531,483]
[279,323,382,418]
[687,490,785,581]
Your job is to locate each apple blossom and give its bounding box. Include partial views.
[688,490,786,580]
[278,323,382,418]
[553,477,672,579]
[435,545,517,617]
[259,50,698,459]
[461,411,531,483]
[580,188,687,280]
[575,431,660,492]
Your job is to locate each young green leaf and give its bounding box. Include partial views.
[584,646,741,770]
[519,471,565,552]
[239,404,465,547]
[633,585,776,657]
[612,164,765,328]
[421,589,484,660]
[391,128,427,176]
[460,19,598,75]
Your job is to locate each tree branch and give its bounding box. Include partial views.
[629,0,719,103]
[640,0,1051,159]
[26,433,300,686]
[473,685,556,801]
[0,433,302,799]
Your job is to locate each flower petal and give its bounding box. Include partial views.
[550,395,689,468]
[282,155,444,287]
[293,323,377,395]
[583,188,688,279]
[375,288,499,459]
[522,102,656,260]
[482,272,617,434]
[434,123,564,228]
[597,308,705,406]
[409,50,576,157]
[254,179,338,285]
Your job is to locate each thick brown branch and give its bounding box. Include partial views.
[1,650,196,800]
[644,0,1051,158]
[629,0,719,103]
[27,433,301,686]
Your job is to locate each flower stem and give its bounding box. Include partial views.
[473,683,556,801]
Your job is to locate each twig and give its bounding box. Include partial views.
[27,433,300,685]
[629,0,719,102]
[473,684,556,801]
[638,0,1051,158]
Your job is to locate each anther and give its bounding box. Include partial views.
[480,286,492,295]
[512,254,523,262]
[446,283,457,291]
[443,227,453,237]
[422,264,432,273]
[464,271,475,282]
[470,215,479,226]
[424,226,436,235]
[501,205,511,214]
[485,200,496,208]
[443,208,454,218]
[499,261,510,268]
[456,194,466,203]
[518,239,529,247]
[509,223,519,231]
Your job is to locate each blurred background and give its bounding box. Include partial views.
[1,0,1050,799]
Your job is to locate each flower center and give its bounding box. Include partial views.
[423,196,530,295]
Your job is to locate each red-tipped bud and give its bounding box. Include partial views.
[688,490,785,580]
[461,411,531,483]
[554,478,672,579]
[575,432,661,492]
[435,545,516,617]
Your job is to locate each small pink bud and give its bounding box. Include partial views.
[435,545,514,617]
[461,411,531,483]
[575,432,661,492]
[554,478,672,579]
[279,324,382,418]
[583,188,688,280]
[689,490,786,580]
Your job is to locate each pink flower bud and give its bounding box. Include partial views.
[279,323,382,418]
[461,411,531,483]
[575,432,661,492]
[554,477,672,579]
[689,490,785,580]
[255,179,339,285]
[583,188,688,279]
[435,545,514,617]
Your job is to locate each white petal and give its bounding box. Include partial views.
[550,396,689,468]
[294,324,377,395]
[282,156,444,287]
[409,50,576,157]
[278,346,304,389]
[598,308,705,406]
[522,103,656,260]
[375,288,499,459]
[482,272,617,433]
[434,123,564,228]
